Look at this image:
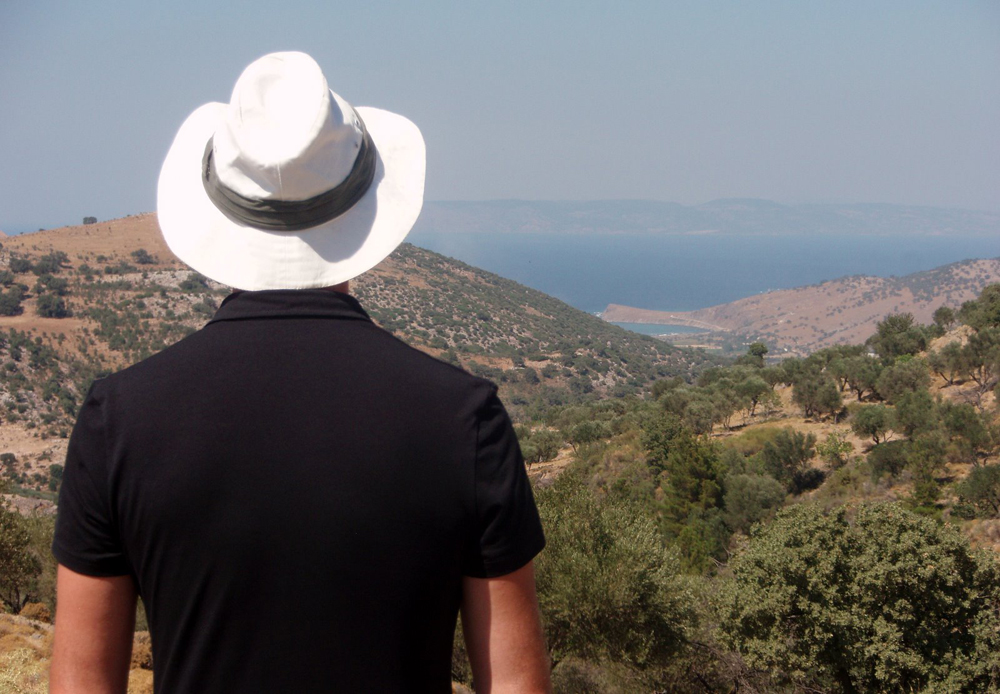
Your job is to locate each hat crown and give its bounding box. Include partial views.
[212,52,364,201]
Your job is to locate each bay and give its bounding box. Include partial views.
[608,322,708,335]
[409,232,1000,315]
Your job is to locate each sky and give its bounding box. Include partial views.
[1,0,998,233]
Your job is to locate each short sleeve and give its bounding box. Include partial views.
[52,382,130,577]
[462,386,545,578]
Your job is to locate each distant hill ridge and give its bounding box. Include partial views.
[604,257,1000,355]
[412,199,1000,236]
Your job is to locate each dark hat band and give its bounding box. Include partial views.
[201,112,377,232]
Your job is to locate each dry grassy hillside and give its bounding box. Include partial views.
[604,257,1000,355]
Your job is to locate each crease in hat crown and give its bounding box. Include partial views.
[211,51,364,202]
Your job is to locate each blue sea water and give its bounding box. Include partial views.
[409,232,1000,316]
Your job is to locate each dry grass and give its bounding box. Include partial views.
[0,616,153,692]
[0,649,48,694]
[18,604,50,624]
[967,519,1000,553]
[4,214,178,269]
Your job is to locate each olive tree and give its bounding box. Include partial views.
[875,357,931,404]
[0,504,42,612]
[867,312,928,361]
[851,404,892,445]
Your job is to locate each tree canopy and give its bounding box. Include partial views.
[718,502,1000,693]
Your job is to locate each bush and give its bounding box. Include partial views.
[959,283,1000,331]
[179,272,210,292]
[868,440,910,480]
[876,358,931,404]
[520,428,562,465]
[0,506,42,612]
[956,464,1000,518]
[35,293,69,318]
[33,274,68,296]
[18,601,50,623]
[722,473,785,534]
[0,288,23,316]
[759,427,816,488]
[535,474,695,675]
[131,249,157,265]
[816,432,854,469]
[892,388,937,440]
[8,257,31,274]
[790,467,826,494]
[718,502,1000,692]
[31,252,67,275]
[867,312,929,361]
[791,373,842,418]
[851,404,892,444]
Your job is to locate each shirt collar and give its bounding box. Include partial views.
[207,289,373,325]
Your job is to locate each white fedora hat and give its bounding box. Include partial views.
[157,51,425,290]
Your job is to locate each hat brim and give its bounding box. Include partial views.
[157,102,425,290]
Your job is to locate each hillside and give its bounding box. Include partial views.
[0,214,718,500]
[604,257,1000,356]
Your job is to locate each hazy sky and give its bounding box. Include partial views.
[1,0,998,233]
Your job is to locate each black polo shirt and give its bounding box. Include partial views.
[53,289,545,693]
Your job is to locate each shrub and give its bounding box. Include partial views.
[35,293,69,318]
[956,464,1000,518]
[718,502,1000,692]
[851,404,892,445]
[867,312,929,361]
[131,249,157,265]
[876,358,931,404]
[958,283,1000,331]
[18,601,50,623]
[8,257,31,274]
[520,428,562,466]
[792,372,842,419]
[892,388,938,440]
[868,440,910,480]
[31,252,67,276]
[816,432,854,469]
[179,272,210,292]
[0,288,23,316]
[0,506,42,612]
[722,473,785,534]
[535,474,695,674]
[759,427,816,488]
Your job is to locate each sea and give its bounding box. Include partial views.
[408,232,1000,333]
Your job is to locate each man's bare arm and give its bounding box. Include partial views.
[50,564,137,694]
[461,561,551,694]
